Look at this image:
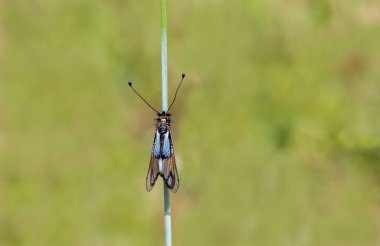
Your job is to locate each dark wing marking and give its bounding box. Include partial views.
[146,133,160,192]
[162,156,179,192]
[162,132,179,193]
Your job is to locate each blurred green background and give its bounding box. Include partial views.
[1,0,380,245]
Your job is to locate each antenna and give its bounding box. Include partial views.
[167,73,186,112]
[128,81,160,114]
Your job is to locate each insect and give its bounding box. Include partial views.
[128,74,185,193]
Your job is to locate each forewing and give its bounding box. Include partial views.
[162,156,179,192]
[162,132,171,158]
[162,133,179,192]
[153,131,161,158]
[146,133,160,192]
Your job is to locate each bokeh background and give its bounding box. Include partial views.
[1,0,380,245]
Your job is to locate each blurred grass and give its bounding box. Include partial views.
[1,0,380,245]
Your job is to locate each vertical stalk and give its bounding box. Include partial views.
[161,0,168,111]
[160,0,172,246]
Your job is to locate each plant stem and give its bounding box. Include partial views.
[160,0,172,246]
[161,0,168,111]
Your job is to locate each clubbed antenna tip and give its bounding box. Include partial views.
[127,80,160,114]
[167,73,186,112]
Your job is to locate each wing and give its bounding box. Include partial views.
[162,132,172,158]
[162,132,179,193]
[153,131,161,158]
[146,153,160,191]
[162,156,179,192]
[146,132,160,192]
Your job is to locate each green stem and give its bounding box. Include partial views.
[160,0,172,246]
[161,0,168,111]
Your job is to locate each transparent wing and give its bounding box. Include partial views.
[162,132,179,193]
[162,156,179,193]
[146,153,160,192]
[146,133,160,192]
